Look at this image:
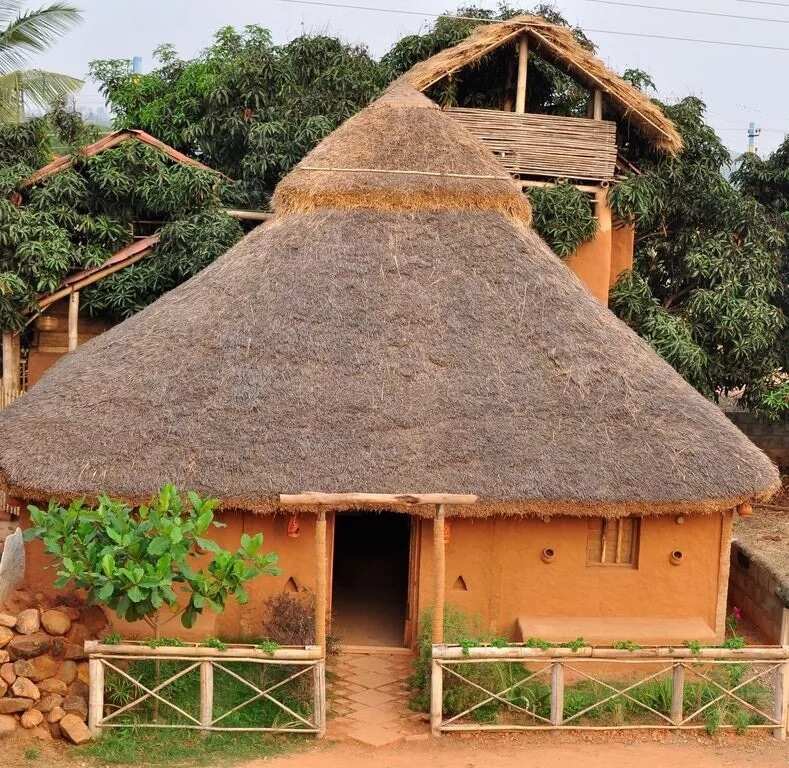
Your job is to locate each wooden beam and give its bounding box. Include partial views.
[515,35,529,114]
[280,492,477,506]
[1,331,20,400]
[432,504,446,645]
[314,511,327,653]
[68,290,80,352]
[593,89,603,120]
[224,209,271,222]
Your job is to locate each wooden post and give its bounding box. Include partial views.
[775,659,788,740]
[430,658,443,737]
[315,511,327,653]
[432,504,446,645]
[199,660,213,735]
[671,663,685,725]
[313,659,326,737]
[515,35,528,113]
[592,89,603,120]
[2,330,20,401]
[714,510,734,642]
[88,657,104,737]
[68,290,80,351]
[780,607,789,647]
[550,661,564,725]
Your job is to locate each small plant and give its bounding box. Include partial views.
[104,672,137,707]
[524,636,551,651]
[203,637,227,651]
[726,606,743,635]
[704,704,721,735]
[686,640,702,656]
[613,640,641,652]
[722,635,746,650]
[256,639,280,655]
[490,637,507,648]
[103,631,122,645]
[560,637,586,653]
[23,748,40,761]
[146,636,188,648]
[459,637,476,656]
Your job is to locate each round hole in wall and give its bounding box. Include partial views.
[541,547,556,564]
[670,550,684,566]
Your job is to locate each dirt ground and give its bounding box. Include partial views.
[243,733,788,768]
[2,730,788,768]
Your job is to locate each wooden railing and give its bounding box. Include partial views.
[0,387,23,410]
[431,644,788,739]
[86,641,326,737]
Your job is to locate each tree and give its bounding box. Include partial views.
[0,1,83,122]
[24,484,280,633]
[609,97,786,420]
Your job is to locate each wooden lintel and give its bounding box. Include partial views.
[279,492,478,506]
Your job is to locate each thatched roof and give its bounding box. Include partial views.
[403,15,683,155]
[0,84,776,517]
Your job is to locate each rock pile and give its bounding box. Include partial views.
[0,592,106,743]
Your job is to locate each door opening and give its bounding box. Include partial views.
[331,511,411,647]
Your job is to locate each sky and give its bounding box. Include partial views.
[30,0,789,157]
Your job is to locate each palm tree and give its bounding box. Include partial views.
[0,1,83,122]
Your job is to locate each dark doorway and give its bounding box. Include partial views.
[331,512,411,647]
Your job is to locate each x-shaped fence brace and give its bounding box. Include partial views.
[438,661,553,727]
[680,661,782,727]
[98,657,319,731]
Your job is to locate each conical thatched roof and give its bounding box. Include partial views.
[0,84,777,517]
[403,15,683,155]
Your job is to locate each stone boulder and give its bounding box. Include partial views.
[38,677,68,695]
[15,609,40,635]
[41,610,71,637]
[0,714,16,737]
[62,693,88,719]
[20,708,43,729]
[11,676,40,700]
[0,613,15,629]
[57,659,77,685]
[59,713,91,744]
[0,697,33,713]
[0,626,12,649]
[35,693,63,713]
[80,606,107,635]
[8,633,51,659]
[47,705,65,723]
[14,654,59,682]
[0,661,16,685]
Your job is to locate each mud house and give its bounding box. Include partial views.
[0,72,779,654]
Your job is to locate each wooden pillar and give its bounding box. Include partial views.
[313,659,326,737]
[1,330,20,401]
[592,89,603,120]
[515,35,528,113]
[68,290,80,352]
[88,657,104,737]
[671,663,685,725]
[432,504,446,645]
[550,662,564,725]
[314,511,327,653]
[714,510,734,642]
[199,660,213,735]
[774,659,788,740]
[430,658,443,737]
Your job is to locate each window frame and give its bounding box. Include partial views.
[586,516,641,568]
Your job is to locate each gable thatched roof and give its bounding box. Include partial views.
[0,84,776,517]
[403,15,683,155]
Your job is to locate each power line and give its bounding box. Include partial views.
[278,0,789,52]
[587,0,789,25]
[737,0,789,7]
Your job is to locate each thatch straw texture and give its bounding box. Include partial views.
[403,15,683,154]
[0,206,777,516]
[274,81,532,224]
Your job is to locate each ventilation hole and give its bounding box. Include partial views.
[284,576,299,593]
[452,575,468,592]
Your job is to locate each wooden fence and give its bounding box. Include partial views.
[431,644,788,739]
[85,641,326,737]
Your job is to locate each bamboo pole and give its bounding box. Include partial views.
[431,659,443,737]
[88,658,104,737]
[200,661,213,735]
[714,510,734,641]
[775,660,788,740]
[593,89,603,120]
[2,331,20,400]
[84,640,322,660]
[315,511,327,653]
[432,504,446,645]
[68,290,80,352]
[671,663,685,725]
[515,35,529,113]
[314,659,326,738]
[550,662,564,725]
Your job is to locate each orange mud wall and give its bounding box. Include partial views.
[18,508,328,642]
[417,512,732,646]
[563,187,634,306]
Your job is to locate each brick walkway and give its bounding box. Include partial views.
[326,650,428,746]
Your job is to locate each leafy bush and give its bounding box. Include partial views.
[25,484,280,631]
[527,182,598,257]
[262,592,338,655]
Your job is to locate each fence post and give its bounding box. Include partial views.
[313,659,326,737]
[430,657,443,737]
[774,659,788,740]
[88,657,104,737]
[200,660,213,735]
[671,663,685,726]
[550,662,564,726]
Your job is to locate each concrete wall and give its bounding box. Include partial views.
[728,540,789,645]
[725,410,789,469]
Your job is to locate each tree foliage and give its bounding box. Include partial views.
[24,484,280,630]
[527,182,597,257]
[609,97,786,419]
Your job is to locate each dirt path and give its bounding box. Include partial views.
[241,733,788,768]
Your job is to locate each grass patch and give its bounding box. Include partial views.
[78,728,293,767]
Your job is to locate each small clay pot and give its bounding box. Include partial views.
[670,550,684,566]
[541,547,556,564]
